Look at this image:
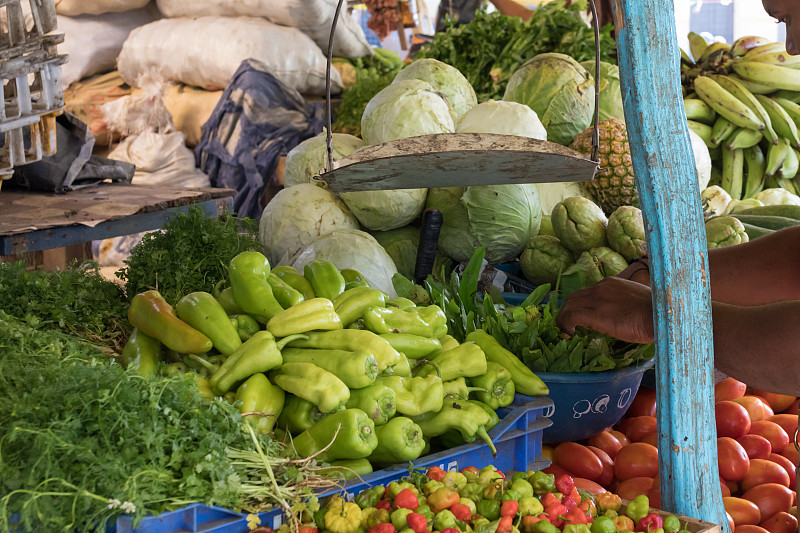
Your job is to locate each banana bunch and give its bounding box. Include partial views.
[682,33,800,200]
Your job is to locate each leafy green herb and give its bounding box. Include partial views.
[0,260,129,348]
[118,207,260,305]
[416,1,617,101]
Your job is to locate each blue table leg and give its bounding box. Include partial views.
[613,0,728,529]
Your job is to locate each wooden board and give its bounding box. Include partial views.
[320,133,599,193]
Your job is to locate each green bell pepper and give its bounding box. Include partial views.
[375,375,444,416]
[477,500,501,521]
[267,273,305,308]
[386,297,416,310]
[363,305,446,338]
[519,496,543,516]
[391,354,412,377]
[120,327,162,378]
[416,504,434,522]
[510,478,534,499]
[460,482,483,503]
[414,341,488,381]
[321,458,374,481]
[304,260,346,301]
[528,471,556,495]
[230,314,260,341]
[209,331,302,395]
[443,377,485,400]
[271,362,350,413]
[229,251,284,323]
[466,330,549,396]
[293,408,378,462]
[408,306,448,338]
[438,399,499,449]
[412,398,497,455]
[346,382,397,425]
[440,335,460,352]
[534,520,563,533]
[379,333,442,360]
[341,268,370,290]
[663,515,681,533]
[129,290,213,355]
[626,495,650,524]
[277,395,330,434]
[266,298,343,337]
[281,347,378,389]
[176,291,242,355]
[391,508,413,531]
[286,330,402,372]
[272,265,316,300]
[469,361,516,409]
[354,485,385,509]
[368,416,426,465]
[214,281,243,315]
[433,509,458,531]
[333,287,388,326]
[235,373,284,434]
[592,516,617,533]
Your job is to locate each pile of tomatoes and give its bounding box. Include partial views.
[540,379,798,533]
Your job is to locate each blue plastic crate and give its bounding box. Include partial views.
[116,397,553,532]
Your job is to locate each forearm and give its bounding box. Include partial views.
[489,0,533,20]
[711,300,800,395]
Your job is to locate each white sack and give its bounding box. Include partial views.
[155,0,372,58]
[56,0,150,16]
[58,5,159,88]
[117,16,342,95]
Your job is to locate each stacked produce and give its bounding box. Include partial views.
[681,33,800,201]
[123,251,551,480]
[264,466,699,533]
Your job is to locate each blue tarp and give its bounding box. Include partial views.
[196,59,326,219]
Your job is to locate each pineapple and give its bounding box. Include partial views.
[570,119,636,215]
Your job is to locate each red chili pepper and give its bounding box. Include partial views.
[376,499,392,511]
[297,526,318,533]
[441,529,460,533]
[564,508,589,525]
[497,516,514,533]
[579,499,596,518]
[461,466,480,475]
[638,513,664,532]
[501,500,519,518]
[555,475,575,498]
[450,503,472,522]
[426,466,446,481]
[495,470,506,481]
[568,487,581,505]
[406,513,428,533]
[368,524,396,533]
[394,488,419,510]
[541,493,560,508]
[563,497,577,510]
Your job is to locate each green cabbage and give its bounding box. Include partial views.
[284,132,363,188]
[455,100,546,140]
[580,60,624,122]
[503,53,595,146]
[393,58,477,124]
[341,189,428,231]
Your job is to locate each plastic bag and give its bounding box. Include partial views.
[117,16,343,96]
[56,0,150,16]
[155,0,371,59]
[58,5,159,88]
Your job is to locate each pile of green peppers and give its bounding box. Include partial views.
[121,252,549,475]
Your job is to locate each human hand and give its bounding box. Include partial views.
[556,276,656,344]
[616,259,651,285]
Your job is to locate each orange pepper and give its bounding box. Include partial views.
[427,487,459,513]
[614,515,635,531]
[596,493,622,513]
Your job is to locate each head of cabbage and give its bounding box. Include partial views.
[361,79,455,145]
[259,184,359,265]
[425,184,542,263]
[503,53,595,146]
[284,132,363,188]
[291,229,399,297]
[393,58,477,124]
[341,188,428,231]
[580,60,624,123]
[455,100,547,140]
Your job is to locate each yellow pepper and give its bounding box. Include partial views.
[325,497,363,533]
[614,515,635,532]
[596,492,622,513]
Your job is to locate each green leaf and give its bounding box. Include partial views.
[392,273,415,299]
[459,248,485,316]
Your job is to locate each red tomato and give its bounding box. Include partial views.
[741,459,791,493]
[733,397,774,423]
[782,398,800,415]
[767,454,796,490]
[615,476,655,500]
[767,414,798,444]
[760,512,798,533]
[588,431,624,459]
[742,483,793,520]
[779,445,798,466]
[619,416,658,443]
[728,512,737,533]
[587,445,615,487]
[614,442,659,481]
[737,434,773,460]
[552,442,604,482]
[719,437,751,481]
[724,496,762,526]
[721,476,732,498]
[752,390,797,414]
[750,420,790,454]
[640,432,659,447]
[609,429,631,447]
[735,526,769,533]
[542,463,573,479]
[645,488,661,510]
[717,378,748,402]
[628,387,657,418]
[718,401,753,438]
[573,477,607,494]
[726,479,740,497]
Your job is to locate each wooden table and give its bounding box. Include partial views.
[0,183,235,256]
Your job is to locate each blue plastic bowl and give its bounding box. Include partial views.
[515,359,655,443]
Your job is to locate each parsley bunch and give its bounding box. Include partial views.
[118,207,261,305]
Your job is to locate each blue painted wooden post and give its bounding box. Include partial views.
[612,0,729,529]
